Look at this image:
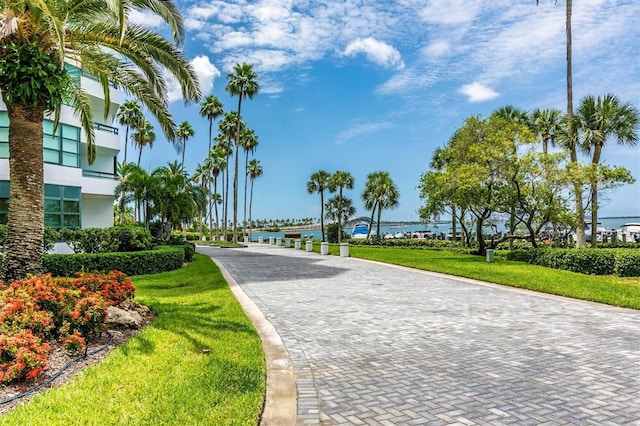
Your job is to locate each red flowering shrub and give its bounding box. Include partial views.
[0,329,51,383]
[0,271,136,384]
[72,270,136,306]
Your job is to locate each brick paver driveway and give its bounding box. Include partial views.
[200,244,640,425]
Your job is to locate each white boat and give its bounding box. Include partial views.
[619,223,640,243]
[351,222,371,239]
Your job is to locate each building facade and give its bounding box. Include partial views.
[0,65,120,229]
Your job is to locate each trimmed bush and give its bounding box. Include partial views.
[614,251,640,277]
[58,226,152,254]
[43,246,185,277]
[183,242,195,262]
[529,248,616,275]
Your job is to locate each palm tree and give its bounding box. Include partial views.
[530,108,563,154]
[116,100,143,164]
[361,171,400,239]
[192,163,210,240]
[247,158,263,241]
[199,95,224,239]
[132,119,155,167]
[328,171,355,243]
[307,170,332,242]
[575,94,639,248]
[225,63,259,243]
[0,0,200,282]
[536,0,584,247]
[208,146,227,240]
[216,114,238,241]
[241,128,258,238]
[175,121,194,173]
[325,195,355,242]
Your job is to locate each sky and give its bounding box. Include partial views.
[121,0,640,223]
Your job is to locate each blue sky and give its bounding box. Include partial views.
[123,0,640,223]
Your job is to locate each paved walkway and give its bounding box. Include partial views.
[199,244,640,425]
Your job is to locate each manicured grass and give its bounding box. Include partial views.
[1,254,265,425]
[323,244,640,310]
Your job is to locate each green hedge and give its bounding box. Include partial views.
[527,248,639,277]
[42,246,185,277]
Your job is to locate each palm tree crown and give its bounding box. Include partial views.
[307,170,332,242]
[116,100,143,163]
[175,121,194,172]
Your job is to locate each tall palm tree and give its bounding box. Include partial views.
[361,171,400,239]
[530,108,563,154]
[536,0,584,247]
[199,95,224,239]
[241,128,258,238]
[116,100,143,164]
[132,119,155,167]
[0,0,200,281]
[328,171,355,243]
[216,114,238,241]
[247,158,263,241]
[324,195,355,242]
[575,94,639,248]
[307,170,332,242]
[175,121,194,173]
[208,146,227,240]
[225,63,259,243]
[192,163,210,240]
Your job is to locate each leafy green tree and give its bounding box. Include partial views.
[574,94,639,247]
[176,121,195,173]
[328,171,355,243]
[116,100,143,163]
[0,0,200,281]
[307,170,332,242]
[361,171,400,239]
[225,63,259,243]
[247,159,263,240]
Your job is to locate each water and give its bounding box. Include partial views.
[249,216,640,242]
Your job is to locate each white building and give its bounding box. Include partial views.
[0,65,120,229]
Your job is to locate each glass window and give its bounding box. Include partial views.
[63,215,80,227]
[45,199,61,213]
[43,184,81,229]
[0,199,8,211]
[0,213,7,225]
[62,152,78,167]
[44,215,61,228]
[63,200,80,212]
[44,149,60,163]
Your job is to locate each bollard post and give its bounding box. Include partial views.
[486,249,495,262]
[285,238,291,248]
[294,239,301,250]
[243,236,249,243]
[269,237,275,245]
[276,237,282,246]
[258,236,264,244]
[340,243,349,257]
[305,240,313,252]
[320,242,329,255]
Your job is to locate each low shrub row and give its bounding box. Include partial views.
[349,238,462,249]
[0,271,136,383]
[507,248,640,277]
[42,246,186,277]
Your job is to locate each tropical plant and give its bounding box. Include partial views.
[199,95,224,239]
[225,63,259,243]
[116,100,143,163]
[324,196,355,243]
[132,119,155,167]
[328,171,355,243]
[0,0,201,282]
[247,158,263,240]
[307,170,332,242]
[574,94,639,248]
[241,128,258,238]
[175,121,194,173]
[216,115,238,241]
[530,108,563,154]
[361,171,400,239]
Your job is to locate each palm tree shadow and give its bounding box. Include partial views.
[197,246,350,283]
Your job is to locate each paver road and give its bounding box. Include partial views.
[199,244,640,425]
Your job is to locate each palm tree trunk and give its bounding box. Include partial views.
[233,98,243,244]
[249,179,254,241]
[320,191,325,242]
[243,151,249,240]
[137,146,143,167]
[181,141,186,173]
[1,102,45,282]
[367,202,376,239]
[590,142,604,248]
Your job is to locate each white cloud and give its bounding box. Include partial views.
[422,40,451,59]
[166,55,220,103]
[343,37,405,70]
[419,0,483,25]
[336,121,393,144]
[458,82,499,103]
[128,9,165,28]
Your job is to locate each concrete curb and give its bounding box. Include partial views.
[209,256,297,425]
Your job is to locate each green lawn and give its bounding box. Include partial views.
[1,254,265,426]
[323,244,640,310]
